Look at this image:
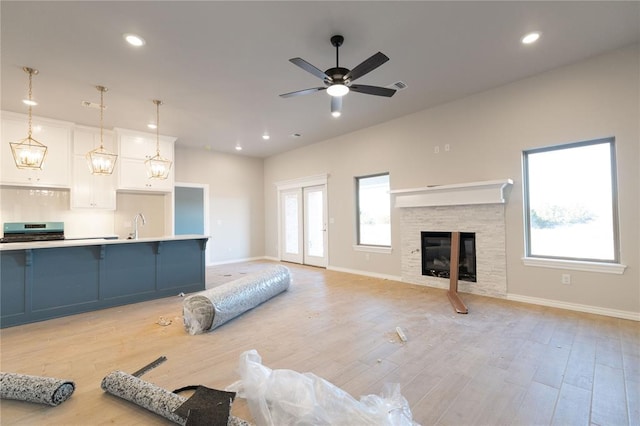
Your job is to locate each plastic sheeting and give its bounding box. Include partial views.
[183,265,291,335]
[0,372,75,406]
[227,350,419,426]
[101,370,251,426]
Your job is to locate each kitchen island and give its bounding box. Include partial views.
[0,235,208,328]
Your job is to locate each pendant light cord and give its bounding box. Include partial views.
[155,100,161,156]
[99,87,105,149]
[27,69,33,140]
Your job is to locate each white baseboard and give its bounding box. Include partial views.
[207,256,271,267]
[205,258,638,322]
[507,293,640,322]
[326,265,402,282]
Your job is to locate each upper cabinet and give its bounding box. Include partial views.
[1,112,72,188]
[115,128,175,193]
[71,126,117,210]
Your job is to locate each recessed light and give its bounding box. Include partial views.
[262,134,270,140]
[331,111,341,118]
[22,99,38,106]
[521,32,541,45]
[147,123,157,129]
[124,33,146,47]
[235,144,243,151]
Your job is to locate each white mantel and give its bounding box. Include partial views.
[391,179,513,208]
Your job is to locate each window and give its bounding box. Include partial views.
[356,173,391,246]
[523,138,619,262]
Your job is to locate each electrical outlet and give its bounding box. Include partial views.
[434,146,440,154]
[561,274,571,285]
[444,144,450,152]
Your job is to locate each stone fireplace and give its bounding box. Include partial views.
[391,180,512,298]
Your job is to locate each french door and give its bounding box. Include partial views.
[280,185,327,267]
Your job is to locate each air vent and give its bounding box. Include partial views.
[388,81,408,90]
[81,100,106,109]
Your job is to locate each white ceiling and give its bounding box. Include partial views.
[2,1,638,158]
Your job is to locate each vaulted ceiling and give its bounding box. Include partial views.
[2,1,638,157]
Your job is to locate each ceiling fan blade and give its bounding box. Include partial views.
[344,52,389,82]
[350,84,396,97]
[279,87,326,98]
[289,58,331,81]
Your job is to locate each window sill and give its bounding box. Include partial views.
[353,245,392,254]
[522,257,626,274]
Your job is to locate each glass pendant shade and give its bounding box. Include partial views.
[11,137,47,169]
[145,99,172,180]
[86,86,117,175]
[11,67,47,170]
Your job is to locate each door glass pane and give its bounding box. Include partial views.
[306,189,323,257]
[284,193,299,254]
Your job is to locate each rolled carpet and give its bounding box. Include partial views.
[183,265,291,335]
[101,370,251,426]
[0,372,75,406]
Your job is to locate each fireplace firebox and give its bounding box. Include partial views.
[421,231,476,282]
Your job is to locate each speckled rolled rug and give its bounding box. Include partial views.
[0,372,75,406]
[183,265,291,335]
[101,370,252,426]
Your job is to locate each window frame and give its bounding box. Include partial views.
[355,172,391,248]
[522,137,620,264]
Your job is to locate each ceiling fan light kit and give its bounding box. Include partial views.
[280,34,396,115]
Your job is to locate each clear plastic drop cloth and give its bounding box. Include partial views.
[183,265,291,335]
[226,350,419,426]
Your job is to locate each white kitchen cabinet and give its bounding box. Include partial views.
[1,112,72,188]
[70,127,117,210]
[115,128,175,193]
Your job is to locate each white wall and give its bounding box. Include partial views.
[174,146,264,265]
[264,45,639,316]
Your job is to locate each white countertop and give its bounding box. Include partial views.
[0,235,209,251]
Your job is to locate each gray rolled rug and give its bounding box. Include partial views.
[101,370,251,426]
[0,372,75,406]
[183,265,291,335]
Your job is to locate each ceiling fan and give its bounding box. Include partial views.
[280,35,396,116]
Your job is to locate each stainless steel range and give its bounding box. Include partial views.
[1,222,65,243]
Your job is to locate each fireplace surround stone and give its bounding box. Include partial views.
[392,180,512,298]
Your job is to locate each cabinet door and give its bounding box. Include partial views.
[118,158,173,192]
[71,128,117,209]
[71,155,116,209]
[116,128,175,193]
[1,114,71,188]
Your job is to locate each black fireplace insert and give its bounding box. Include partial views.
[421,231,476,282]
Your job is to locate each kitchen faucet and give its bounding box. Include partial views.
[129,212,146,240]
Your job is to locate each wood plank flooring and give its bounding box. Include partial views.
[1,260,638,425]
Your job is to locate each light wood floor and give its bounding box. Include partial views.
[1,261,638,425]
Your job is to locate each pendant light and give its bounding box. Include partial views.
[145,99,172,179]
[10,67,47,170]
[86,86,118,175]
